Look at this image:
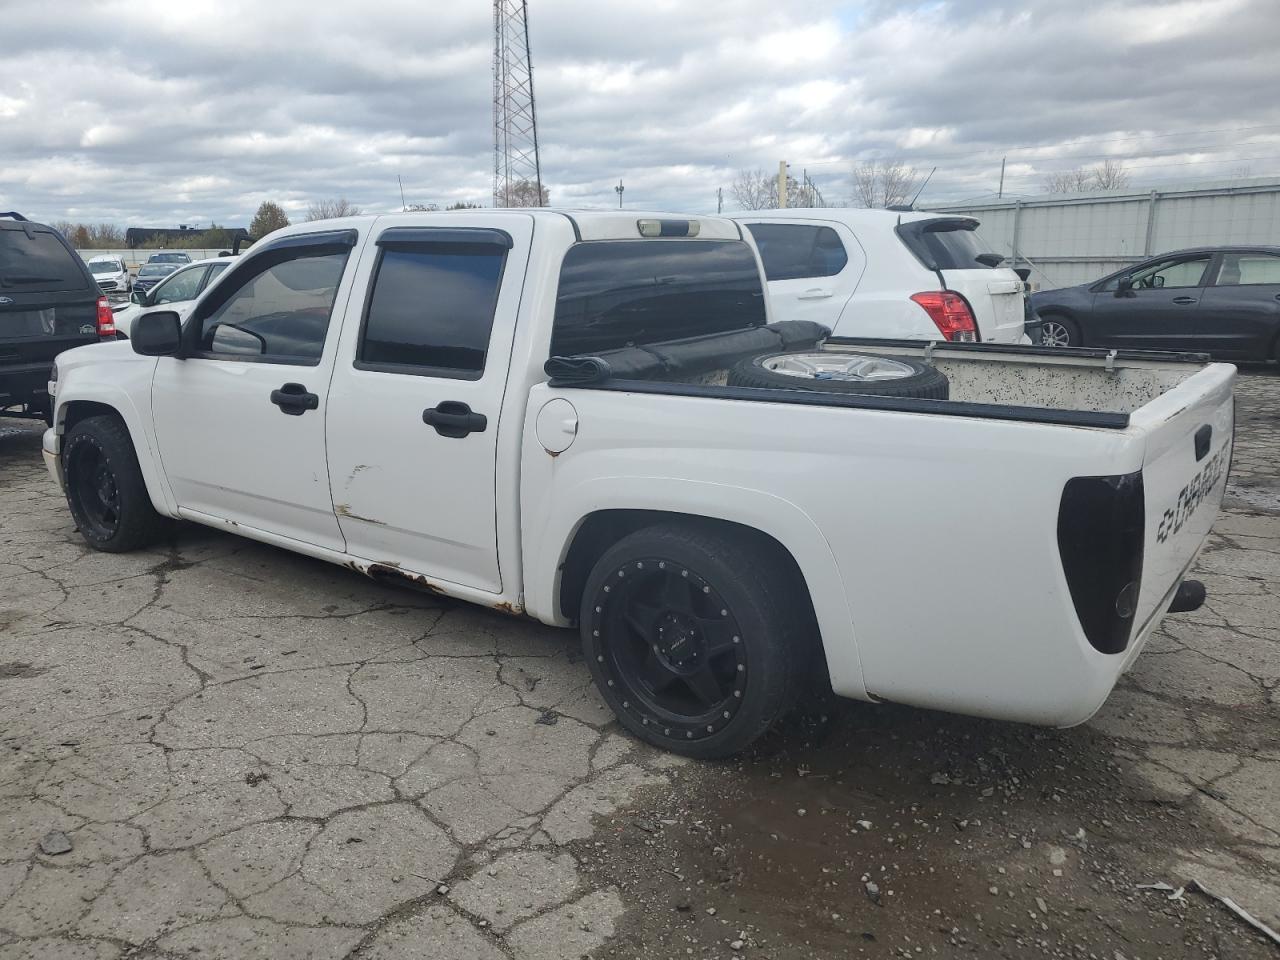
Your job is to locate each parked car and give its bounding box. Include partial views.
[1032,246,1280,360]
[112,256,232,338]
[730,208,1029,344]
[44,210,1231,758]
[0,211,113,419]
[147,251,192,266]
[86,255,132,298]
[132,262,179,294]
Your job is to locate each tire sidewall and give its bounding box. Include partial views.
[729,351,949,400]
[63,428,120,547]
[580,529,791,759]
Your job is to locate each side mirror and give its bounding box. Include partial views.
[131,311,182,357]
[1115,276,1134,296]
[130,290,145,305]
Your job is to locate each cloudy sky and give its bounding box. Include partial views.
[2,0,1279,228]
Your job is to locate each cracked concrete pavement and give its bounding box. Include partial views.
[1,368,1278,959]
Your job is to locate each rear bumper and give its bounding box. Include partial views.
[42,427,65,490]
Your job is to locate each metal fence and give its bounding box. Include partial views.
[927,176,1280,290]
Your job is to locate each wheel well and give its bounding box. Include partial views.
[61,400,123,436]
[557,510,815,627]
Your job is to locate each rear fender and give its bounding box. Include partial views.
[525,477,869,702]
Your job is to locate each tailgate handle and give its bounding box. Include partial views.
[1194,424,1212,461]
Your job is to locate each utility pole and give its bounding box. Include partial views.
[998,156,1006,199]
[777,160,789,209]
[614,179,624,208]
[717,187,723,214]
[398,175,406,212]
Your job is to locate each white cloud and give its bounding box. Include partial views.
[0,0,1277,226]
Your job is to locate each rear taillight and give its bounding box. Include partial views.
[96,296,115,338]
[910,291,977,342]
[1057,472,1145,654]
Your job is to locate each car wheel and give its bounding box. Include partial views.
[1039,314,1079,348]
[63,415,166,552]
[580,522,812,759]
[726,351,949,400]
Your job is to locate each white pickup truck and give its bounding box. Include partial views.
[43,210,1234,758]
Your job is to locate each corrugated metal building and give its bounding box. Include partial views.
[927,176,1280,290]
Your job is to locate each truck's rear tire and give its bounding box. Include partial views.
[580,522,810,759]
[727,351,949,400]
[63,415,166,552]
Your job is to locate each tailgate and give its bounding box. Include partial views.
[940,270,1025,343]
[1132,363,1235,628]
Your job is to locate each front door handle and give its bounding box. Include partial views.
[423,400,487,438]
[270,382,319,415]
[798,288,833,300]
[1171,296,1198,305]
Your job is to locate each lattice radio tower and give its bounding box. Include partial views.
[492,0,544,207]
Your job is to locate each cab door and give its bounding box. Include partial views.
[151,229,362,550]
[324,215,532,594]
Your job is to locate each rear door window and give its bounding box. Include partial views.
[1214,253,1280,285]
[551,240,766,356]
[151,266,208,304]
[744,223,848,280]
[358,238,508,378]
[0,227,88,294]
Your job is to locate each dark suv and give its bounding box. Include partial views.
[1,212,113,419]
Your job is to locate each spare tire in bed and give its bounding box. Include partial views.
[726,351,949,400]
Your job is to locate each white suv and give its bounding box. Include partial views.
[733,208,1028,344]
[111,256,233,338]
[85,255,132,299]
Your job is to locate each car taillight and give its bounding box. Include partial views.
[96,296,116,338]
[910,291,977,342]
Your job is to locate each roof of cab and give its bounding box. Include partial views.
[254,209,743,245]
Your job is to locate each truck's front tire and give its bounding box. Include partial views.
[580,523,809,759]
[63,415,166,552]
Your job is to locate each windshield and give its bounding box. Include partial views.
[88,260,119,274]
[139,264,177,277]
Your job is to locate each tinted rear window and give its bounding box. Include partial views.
[359,242,507,377]
[551,240,766,356]
[744,223,848,280]
[0,227,89,293]
[898,219,998,271]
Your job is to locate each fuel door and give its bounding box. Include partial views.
[535,397,578,455]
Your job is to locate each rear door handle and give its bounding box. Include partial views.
[270,382,319,415]
[1171,296,1198,305]
[423,400,487,438]
[798,288,833,300]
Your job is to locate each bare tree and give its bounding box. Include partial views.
[851,159,921,208]
[406,203,439,212]
[496,179,549,207]
[1044,161,1128,193]
[730,168,809,210]
[50,220,76,240]
[447,201,482,210]
[306,198,362,221]
[87,223,123,247]
[1091,158,1129,190]
[731,169,774,210]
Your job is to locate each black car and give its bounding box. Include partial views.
[1031,246,1280,360]
[1,212,111,419]
[133,262,180,293]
